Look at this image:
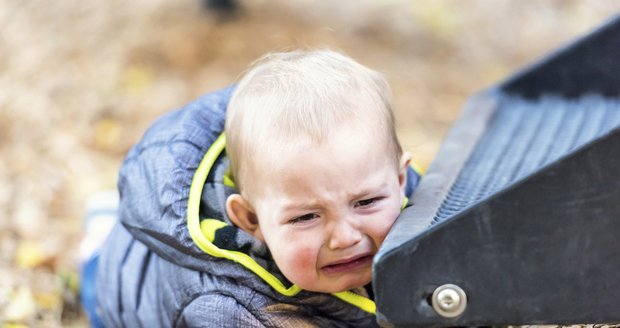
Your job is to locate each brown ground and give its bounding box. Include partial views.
[1,1,619,326]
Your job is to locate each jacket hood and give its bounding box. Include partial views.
[117,86,419,315]
[118,86,246,271]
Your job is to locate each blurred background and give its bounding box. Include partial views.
[1,1,619,326]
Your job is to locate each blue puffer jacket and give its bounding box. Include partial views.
[96,87,421,327]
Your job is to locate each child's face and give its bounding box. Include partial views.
[231,125,409,293]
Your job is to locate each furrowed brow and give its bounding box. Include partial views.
[348,184,388,200]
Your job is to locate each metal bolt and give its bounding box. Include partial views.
[431,284,467,318]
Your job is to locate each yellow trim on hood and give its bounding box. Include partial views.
[187,133,376,313]
[333,291,376,314]
[410,160,425,175]
[187,133,301,297]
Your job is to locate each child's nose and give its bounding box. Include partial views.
[327,217,362,250]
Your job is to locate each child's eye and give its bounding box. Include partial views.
[355,198,379,208]
[289,213,319,224]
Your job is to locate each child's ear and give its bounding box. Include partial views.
[226,194,264,242]
[398,152,412,193]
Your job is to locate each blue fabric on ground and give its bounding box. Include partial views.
[81,253,104,328]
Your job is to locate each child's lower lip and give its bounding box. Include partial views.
[321,255,373,274]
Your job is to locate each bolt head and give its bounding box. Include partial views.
[431,284,467,318]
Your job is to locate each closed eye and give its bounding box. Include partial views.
[288,213,319,224]
[355,197,381,208]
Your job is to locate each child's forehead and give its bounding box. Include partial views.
[250,125,392,177]
[258,121,382,155]
[234,99,400,196]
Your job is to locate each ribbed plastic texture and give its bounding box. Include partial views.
[433,95,620,224]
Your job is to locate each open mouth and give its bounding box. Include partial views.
[321,254,374,274]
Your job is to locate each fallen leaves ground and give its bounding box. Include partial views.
[1,1,619,326]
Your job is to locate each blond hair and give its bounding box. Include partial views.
[225,49,402,197]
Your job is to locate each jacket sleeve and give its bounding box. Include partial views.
[175,294,266,328]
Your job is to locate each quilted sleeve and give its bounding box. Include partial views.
[175,294,266,328]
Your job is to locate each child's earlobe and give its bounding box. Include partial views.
[399,152,412,190]
[226,194,264,242]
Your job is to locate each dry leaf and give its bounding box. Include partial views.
[15,241,45,269]
[33,291,61,311]
[93,118,123,151]
[121,66,154,93]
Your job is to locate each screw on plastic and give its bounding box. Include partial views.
[431,284,467,318]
